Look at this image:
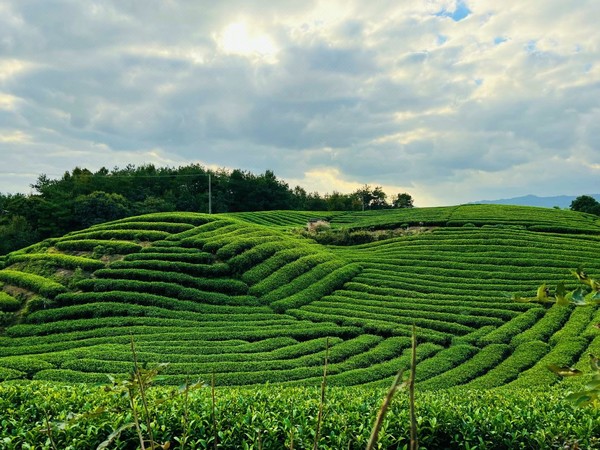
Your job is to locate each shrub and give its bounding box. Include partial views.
[0,292,21,312]
[465,340,550,389]
[0,270,67,299]
[55,239,142,254]
[419,344,510,390]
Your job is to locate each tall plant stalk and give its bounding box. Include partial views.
[366,325,418,450]
[409,324,418,450]
[131,335,155,450]
[313,337,329,450]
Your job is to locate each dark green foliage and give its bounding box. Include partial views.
[478,308,546,346]
[0,292,21,312]
[511,305,573,347]
[106,260,230,277]
[0,270,67,299]
[415,344,478,381]
[570,195,600,215]
[124,251,215,264]
[419,344,511,390]
[93,268,248,295]
[55,239,142,254]
[1,204,600,388]
[465,340,551,388]
[6,253,105,271]
[0,382,598,449]
[0,356,55,377]
[270,263,363,312]
[506,337,590,389]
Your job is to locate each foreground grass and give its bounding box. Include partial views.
[1,381,598,449]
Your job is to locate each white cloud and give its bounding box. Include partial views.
[0,1,599,205]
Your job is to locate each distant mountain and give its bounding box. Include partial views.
[473,194,600,209]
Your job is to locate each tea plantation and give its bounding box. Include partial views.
[1,204,599,448]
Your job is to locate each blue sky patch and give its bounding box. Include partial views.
[436,0,472,22]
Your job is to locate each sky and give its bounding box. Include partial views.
[0,1,599,206]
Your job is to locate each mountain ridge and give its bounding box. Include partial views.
[472,194,600,209]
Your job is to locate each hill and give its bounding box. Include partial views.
[1,204,599,389]
[473,194,600,208]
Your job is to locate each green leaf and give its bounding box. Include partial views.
[569,287,587,305]
[547,364,583,377]
[555,283,570,306]
[96,423,135,450]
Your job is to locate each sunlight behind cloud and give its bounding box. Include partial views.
[217,21,278,64]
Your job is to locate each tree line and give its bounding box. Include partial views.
[0,164,414,255]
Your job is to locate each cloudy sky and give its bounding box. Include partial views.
[1,1,598,206]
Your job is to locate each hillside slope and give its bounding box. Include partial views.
[0,205,599,388]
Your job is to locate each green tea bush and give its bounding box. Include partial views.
[6,253,105,271]
[63,229,170,241]
[269,263,362,312]
[106,260,230,277]
[465,340,550,389]
[228,241,298,273]
[507,337,589,389]
[89,221,195,233]
[241,247,318,285]
[248,253,336,297]
[0,355,55,377]
[335,336,412,370]
[419,344,510,390]
[0,292,21,312]
[93,268,248,294]
[55,291,268,315]
[260,260,346,304]
[323,342,442,386]
[478,307,546,346]
[215,236,286,260]
[124,251,215,264]
[415,344,478,381]
[0,270,67,299]
[549,306,596,345]
[511,305,573,347]
[0,365,24,381]
[55,239,142,254]
[1,381,598,449]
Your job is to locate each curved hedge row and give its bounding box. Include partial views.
[54,239,142,254]
[248,253,337,297]
[0,292,21,312]
[76,278,260,306]
[510,305,573,347]
[5,253,105,271]
[477,308,546,346]
[106,260,230,277]
[88,221,195,233]
[270,263,363,312]
[464,340,551,389]
[419,344,510,390]
[0,270,67,299]
[124,251,215,264]
[54,291,270,314]
[62,229,170,241]
[506,337,590,389]
[92,268,248,295]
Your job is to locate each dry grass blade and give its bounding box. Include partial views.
[365,368,407,450]
[313,337,329,450]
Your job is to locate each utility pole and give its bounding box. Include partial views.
[208,173,212,214]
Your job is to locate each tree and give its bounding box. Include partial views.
[354,185,389,210]
[73,191,131,228]
[392,193,414,208]
[570,195,600,216]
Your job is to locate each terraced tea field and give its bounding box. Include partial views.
[1,205,600,389]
